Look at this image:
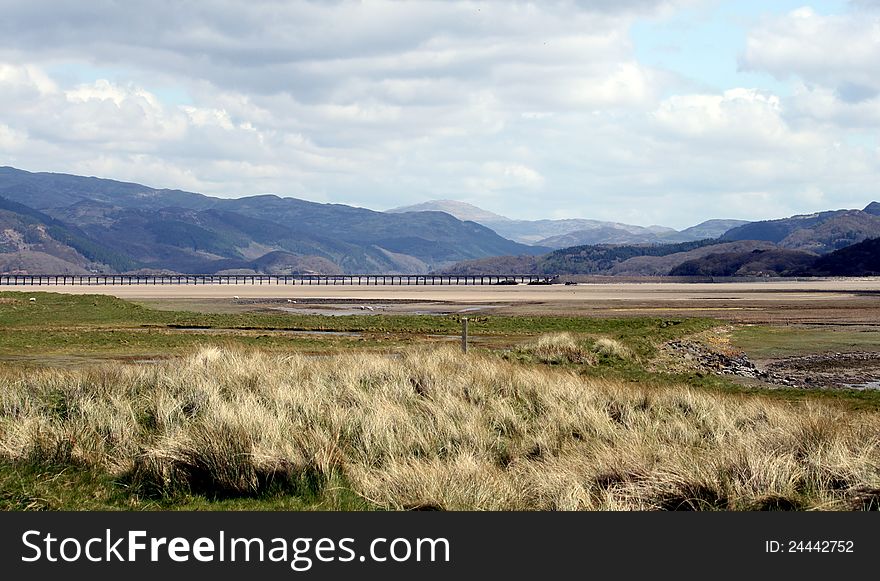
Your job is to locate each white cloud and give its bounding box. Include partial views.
[653,89,783,140]
[66,79,151,105]
[182,106,236,130]
[0,123,27,151]
[464,162,545,193]
[0,63,56,96]
[742,7,880,97]
[0,1,878,229]
[786,82,880,129]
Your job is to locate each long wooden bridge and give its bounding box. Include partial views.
[0,274,556,286]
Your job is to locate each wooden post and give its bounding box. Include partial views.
[461,317,469,354]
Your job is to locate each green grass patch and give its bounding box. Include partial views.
[0,459,134,511]
[731,325,880,359]
[0,328,390,362]
[590,365,880,412]
[0,459,374,511]
[0,291,162,327]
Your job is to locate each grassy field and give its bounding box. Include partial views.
[1,291,879,510]
[0,291,716,361]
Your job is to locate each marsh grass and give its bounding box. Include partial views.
[1,346,878,510]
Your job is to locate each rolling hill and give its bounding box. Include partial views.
[0,195,138,272]
[668,248,817,277]
[440,239,819,278]
[802,237,880,276]
[446,202,880,277]
[441,239,723,276]
[441,202,880,277]
[721,205,880,253]
[608,241,781,276]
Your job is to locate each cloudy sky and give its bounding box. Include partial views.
[1,0,878,228]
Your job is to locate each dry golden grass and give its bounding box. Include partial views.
[592,337,633,360]
[1,346,878,510]
[520,333,596,365]
[518,333,636,366]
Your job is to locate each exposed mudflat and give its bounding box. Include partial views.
[6,278,880,323]
[762,352,880,390]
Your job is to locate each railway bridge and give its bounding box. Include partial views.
[0,274,557,286]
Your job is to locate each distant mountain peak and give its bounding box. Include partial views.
[387,197,753,247]
[645,225,677,234]
[863,201,880,216]
[387,200,511,223]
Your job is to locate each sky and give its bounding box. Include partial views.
[1,0,879,229]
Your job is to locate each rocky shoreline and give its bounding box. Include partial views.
[658,339,880,390]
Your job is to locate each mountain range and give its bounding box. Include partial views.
[0,167,541,274]
[388,200,748,247]
[441,203,880,277]
[2,166,879,277]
